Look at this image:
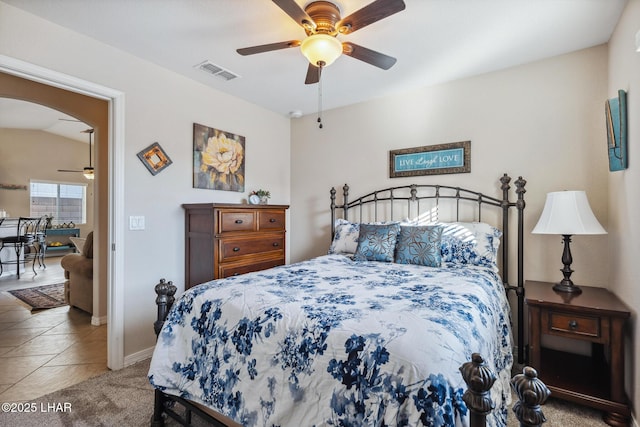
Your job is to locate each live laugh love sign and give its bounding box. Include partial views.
[389,141,471,177]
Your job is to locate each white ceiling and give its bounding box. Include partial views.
[0,0,628,128]
[0,98,90,141]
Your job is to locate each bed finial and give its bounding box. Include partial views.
[515,176,527,210]
[342,184,349,221]
[500,173,511,189]
[511,366,550,427]
[500,174,511,206]
[330,187,337,239]
[154,278,177,337]
[460,353,497,426]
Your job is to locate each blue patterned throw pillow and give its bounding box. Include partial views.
[439,222,502,270]
[395,225,443,267]
[354,223,401,262]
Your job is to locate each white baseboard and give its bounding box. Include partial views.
[124,346,155,367]
[91,314,108,326]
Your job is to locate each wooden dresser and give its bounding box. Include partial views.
[182,203,289,290]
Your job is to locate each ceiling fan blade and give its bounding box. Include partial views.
[337,0,406,35]
[57,169,83,173]
[272,0,316,30]
[237,40,301,56]
[342,42,397,70]
[304,63,320,85]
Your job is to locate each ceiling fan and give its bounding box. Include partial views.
[237,0,406,84]
[58,128,94,180]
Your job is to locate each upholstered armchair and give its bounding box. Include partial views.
[60,231,93,314]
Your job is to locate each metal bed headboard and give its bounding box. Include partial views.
[329,173,527,363]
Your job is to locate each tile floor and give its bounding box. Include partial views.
[0,256,108,402]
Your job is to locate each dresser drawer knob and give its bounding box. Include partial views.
[233,247,241,252]
[272,242,279,247]
[269,218,276,223]
[568,320,578,329]
[235,219,243,224]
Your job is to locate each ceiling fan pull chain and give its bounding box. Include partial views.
[317,62,324,129]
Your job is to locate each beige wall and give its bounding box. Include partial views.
[608,0,640,418]
[291,45,609,289]
[0,128,95,236]
[0,2,291,357]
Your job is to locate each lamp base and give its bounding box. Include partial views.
[552,281,582,294]
[552,234,582,294]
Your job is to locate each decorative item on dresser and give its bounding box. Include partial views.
[525,280,631,426]
[182,203,289,289]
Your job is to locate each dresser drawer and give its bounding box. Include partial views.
[545,311,601,339]
[258,211,286,231]
[219,235,284,261]
[219,211,255,232]
[219,257,285,278]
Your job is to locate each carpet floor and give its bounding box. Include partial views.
[7,283,67,310]
[0,358,610,426]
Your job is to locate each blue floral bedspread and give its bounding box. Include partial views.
[149,254,513,427]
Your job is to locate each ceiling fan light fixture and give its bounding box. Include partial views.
[300,34,342,67]
[83,167,95,180]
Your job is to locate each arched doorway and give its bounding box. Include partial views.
[0,55,125,369]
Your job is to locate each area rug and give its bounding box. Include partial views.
[8,283,67,310]
[0,358,609,427]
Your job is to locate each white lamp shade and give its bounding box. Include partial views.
[532,191,606,235]
[300,34,343,67]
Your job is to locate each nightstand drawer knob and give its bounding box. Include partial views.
[233,247,241,252]
[272,242,279,247]
[235,219,243,224]
[269,218,276,223]
[568,320,578,329]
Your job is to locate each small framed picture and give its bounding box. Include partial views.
[137,142,172,175]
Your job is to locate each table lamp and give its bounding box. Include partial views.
[532,191,606,294]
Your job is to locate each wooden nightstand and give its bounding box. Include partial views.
[525,280,631,427]
[524,280,631,426]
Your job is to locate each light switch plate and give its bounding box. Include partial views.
[129,215,145,230]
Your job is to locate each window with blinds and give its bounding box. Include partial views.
[30,180,87,225]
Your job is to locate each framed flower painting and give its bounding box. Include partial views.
[193,123,245,192]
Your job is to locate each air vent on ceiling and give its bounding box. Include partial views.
[194,60,240,81]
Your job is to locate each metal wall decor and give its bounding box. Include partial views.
[389,141,471,177]
[137,142,173,175]
[0,183,27,190]
[605,89,628,171]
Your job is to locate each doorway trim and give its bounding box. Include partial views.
[0,54,125,370]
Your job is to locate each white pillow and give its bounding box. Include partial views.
[69,236,86,253]
[328,219,360,255]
